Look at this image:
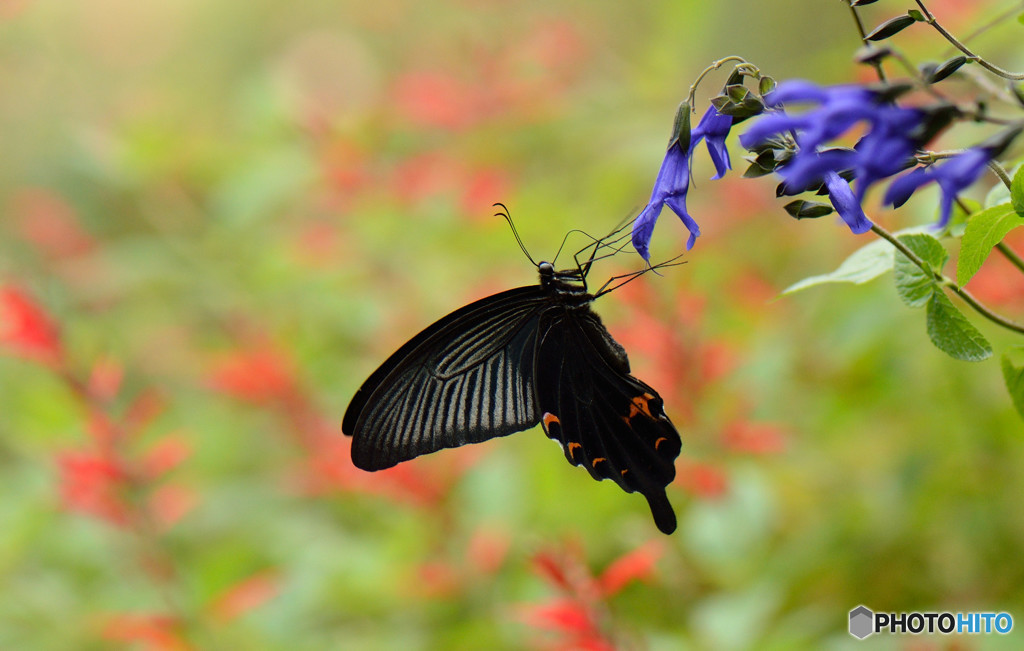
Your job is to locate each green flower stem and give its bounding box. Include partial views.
[870,223,1024,335]
[988,159,1013,188]
[687,57,757,107]
[914,0,1024,81]
[848,3,888,83]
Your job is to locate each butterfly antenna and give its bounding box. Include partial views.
[552,228,591,267]
[494,203,537,266]
[593,253,686,298]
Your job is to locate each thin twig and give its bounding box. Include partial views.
[914,0,1024,80]
[996,241,1024,275]
[848,2,888,83]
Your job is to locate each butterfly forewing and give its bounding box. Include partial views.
[343,287,550,470]
[535,308,681,534]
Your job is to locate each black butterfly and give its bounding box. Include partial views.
[342,215,683,534]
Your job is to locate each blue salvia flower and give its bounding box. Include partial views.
[692,104,734,180]
[823,170,872,234]
[884,148,991,229]
[741,80,926,234]
[631,135,698,261]
[632,105,734,260]
[741,82,881,155]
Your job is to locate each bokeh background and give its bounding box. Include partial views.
[2,0,1023,648]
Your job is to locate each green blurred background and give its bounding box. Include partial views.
[2,0,1023,648]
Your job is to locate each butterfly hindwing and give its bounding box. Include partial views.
[536,308,682,534]
[343,286,548,470]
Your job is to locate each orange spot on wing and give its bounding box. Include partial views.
[567,442,581,459]
[654,437,668,450]
[542,412,560,430]
[626,393,657,420]
[620,469,629,476]
[591,457,606,468]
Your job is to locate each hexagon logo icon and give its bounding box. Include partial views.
[849,605,874,639]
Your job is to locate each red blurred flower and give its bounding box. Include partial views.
[87,357,124,402]
[518,19,587,75]
[391,151,462,208]
[597,541,663,597]
[148,483,198,531]
[392,70,482,130]
[522,541,663,651]
[415,560,463,598]
[85,409,120,448]
[9,187,95,260]
[102,613,188,651]
[488,18,589,114]
[467,526,511,575]
[124,389,168,435]
[389,150,514,219]
[0,286,63,365]
[292,220,344,267]
[297,432,474,508]
[56,450,130,525]
[722,420,786,455]
[319,139,371,195]
[678,459,728,499]
[461,167,512,219]
[609,280,730,422]
[520,597,597,636]
[210,571,281,622]
[928,0,982,29]
[534,551,573,591]
[142,434,193,479]
[208,347,298,404]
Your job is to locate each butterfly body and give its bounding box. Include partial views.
[343,261,682,533]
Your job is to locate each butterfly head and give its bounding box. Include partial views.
[538,261,589,297]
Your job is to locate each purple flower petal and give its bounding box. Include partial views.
[632,141,693,260]
[824,171,872,234]
[883,148,991,227]
[692,106,734,179]
[664,194,701,249]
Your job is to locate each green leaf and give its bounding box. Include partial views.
[784,200,833,219]
[925,291,992,361]
[907,9,926,22]
[943,197,979,238]
[865,15,917,41]
[894,233,947,307]
[742,161,774,178]
[1012,163,1024,216]
[957,203,1023,286]
[782,226,930,294]
[1001,347,1024,421]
